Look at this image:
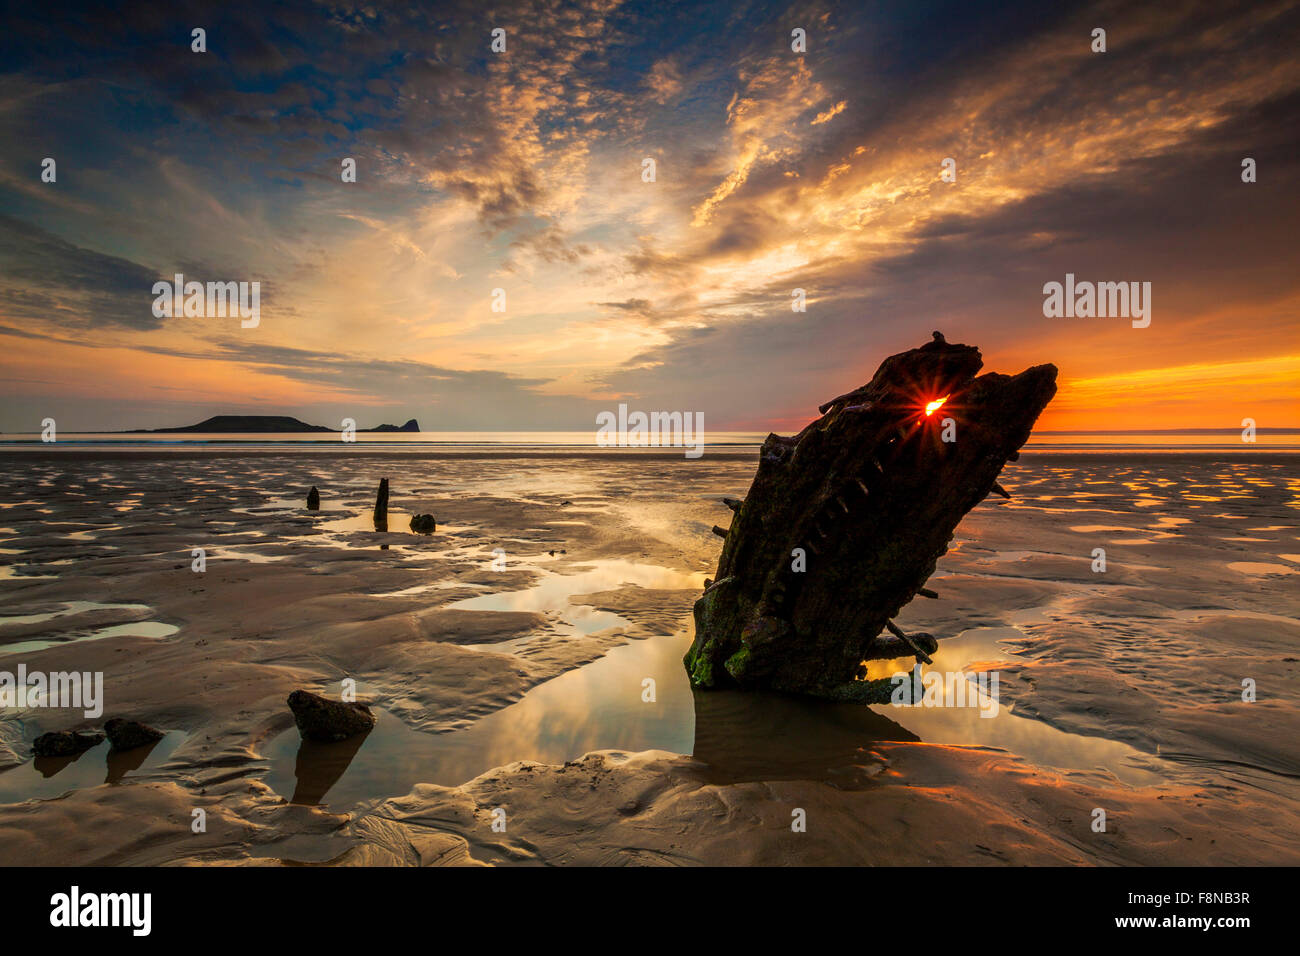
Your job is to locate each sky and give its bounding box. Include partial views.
[1,0,1297,433]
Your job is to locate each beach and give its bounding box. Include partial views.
[1,449,1298,866]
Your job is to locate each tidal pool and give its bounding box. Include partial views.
[0,731,187,803]
[264,568,1167,808]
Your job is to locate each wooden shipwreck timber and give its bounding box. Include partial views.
[684,332,1058,702]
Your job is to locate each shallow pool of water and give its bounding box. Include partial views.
[264,634,697,806]
[0,731,186,802]
[1,606,179,655]
[265,620,1165,808]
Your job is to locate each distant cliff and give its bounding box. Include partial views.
[366,419,421,432]
[132,416,420,433]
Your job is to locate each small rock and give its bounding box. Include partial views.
[307,486,320,510]
[33,730,104,757]
[409,513,436,533]
[104,718,165,752]
[288,689,375,742]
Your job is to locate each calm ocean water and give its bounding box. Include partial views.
[2,430,1297,452]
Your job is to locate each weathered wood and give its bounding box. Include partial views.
[373,478,389,530]
[683,332,1056,697]
[885,619,934,665]
[818,387,873,415]
[863,630,938,661]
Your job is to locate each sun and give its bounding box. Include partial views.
[925,395,949,417]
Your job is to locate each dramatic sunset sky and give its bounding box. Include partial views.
[1,0,1297,433]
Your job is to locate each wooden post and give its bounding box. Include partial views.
[886,619,934,665]
[373,478,389,530]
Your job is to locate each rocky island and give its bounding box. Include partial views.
[130,415,420,433]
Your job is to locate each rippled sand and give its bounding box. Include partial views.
[0,451,1297,865]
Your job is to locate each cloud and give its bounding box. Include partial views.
[0,214,165,331]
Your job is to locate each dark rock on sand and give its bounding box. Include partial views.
[32,730,104,757]
[685,331,1057,698]
[104,718,165,752]
[409,513,436,533]
[288,690,375,742]
[307,486,320,510]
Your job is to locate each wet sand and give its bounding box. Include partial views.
[0,451,1298,865]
